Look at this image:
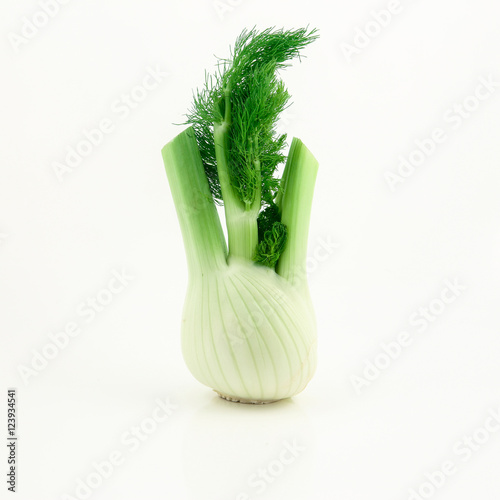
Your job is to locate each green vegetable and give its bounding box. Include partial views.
[161,27,319,403]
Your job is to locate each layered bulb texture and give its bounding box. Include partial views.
[182,257,317,403]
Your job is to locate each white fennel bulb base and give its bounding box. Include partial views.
[181,259,317,403]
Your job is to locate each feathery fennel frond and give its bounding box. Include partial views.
[184,27,317,267]
[185,26,318,206]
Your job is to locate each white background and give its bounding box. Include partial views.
[1,0,500,499]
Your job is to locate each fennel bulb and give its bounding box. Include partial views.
[161,28,319,403]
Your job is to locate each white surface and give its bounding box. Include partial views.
[1,1,500,499]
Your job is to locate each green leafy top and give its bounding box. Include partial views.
[185,27,318,207]
[184,27,318,267]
